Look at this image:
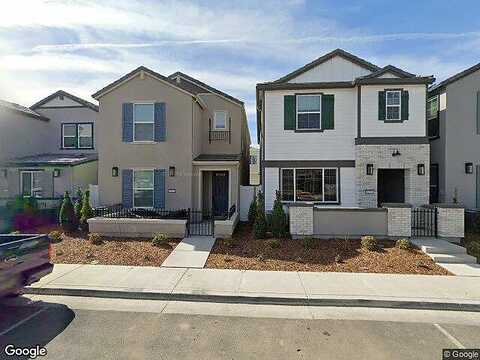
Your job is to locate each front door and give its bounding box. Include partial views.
[212,171,229,218]
[377,169,405,206]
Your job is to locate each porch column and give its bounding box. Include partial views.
[384,203,412,238]
[434,204,464,240]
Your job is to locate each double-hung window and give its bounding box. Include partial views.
[281,168,338,203]
[134,103,154,141]
[427,96,439,138]
[133,170,154,208]
[62,123,93,149]
[385,90,401,121]
[214,111,227,130]
[296,94,321,130]
[21,171,42,198]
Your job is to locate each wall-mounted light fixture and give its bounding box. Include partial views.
[465,162,473,174]
[366,164,374,175]
[169,166,175,177]
[417,164,425,176]
[392,149,401,157]
[112,166,119,177]
[53,169,61,178]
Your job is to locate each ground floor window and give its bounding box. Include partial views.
[21,171,43,198]
[133,170,154,208]
[281,168,338,203]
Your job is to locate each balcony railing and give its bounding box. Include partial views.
[209,117,231,144]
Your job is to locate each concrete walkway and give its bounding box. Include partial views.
[161,236,216,268]
[412,238,480,276]
[25,264,480,311]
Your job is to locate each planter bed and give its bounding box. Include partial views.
[206,223,451,275]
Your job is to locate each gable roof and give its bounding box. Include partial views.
[0,99,49,121]
[358,65,416,79]
[168,71,244,106]
[273,48,381,83]
[31,90,98,112]
[429,61,480,93]
[92,66,198,100]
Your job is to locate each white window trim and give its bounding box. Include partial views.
[62,124,77,149]
[133,169,155,209]
[213,110,228,131]
[78,123,93,149]
[296,94,322,130]
[427,95,439,120]
[20,170,43,198]
[280,167,338,203]
[385,90,401,121]
[133,103,155,143]
[62,123,94,149]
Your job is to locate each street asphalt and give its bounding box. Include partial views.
[0,295,479,360]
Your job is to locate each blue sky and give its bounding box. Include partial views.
[1,0,479,144]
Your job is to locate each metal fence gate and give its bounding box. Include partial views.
[187,209,214,236]
[411,207,437,237]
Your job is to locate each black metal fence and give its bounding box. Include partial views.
[94,205,188,220]
[412,207,437,237]
[465,209,480,233]
[187,209,214,236]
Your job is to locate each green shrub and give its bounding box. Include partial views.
[271,191,287,238]
[475,214,480,234]
[88,232,102,245]
[223,237,236,248]
[361,236,377,251]
[152,233,169,247]
[303,236,316,249]
[59,191,78,232]
[23,196,39,214]
[267,239,281,249]
[396,238,412,250]
[49,230,63,244]
[467,241,480,263]
[253,191,267,239]
[248,193,257,224]
[74,189,83,218]
[79,190,94,231]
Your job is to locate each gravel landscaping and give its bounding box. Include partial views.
[206,223,452,275]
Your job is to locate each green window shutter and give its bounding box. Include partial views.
[476,91,480,134]
[321,94,334,130]
[378,91,386,120]
[284,95,296,130]
[401,90,409,120]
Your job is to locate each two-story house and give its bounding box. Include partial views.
[256,49,434,210]
[428,63,480,209]
[92,66,250,218]
[1,90,98,200]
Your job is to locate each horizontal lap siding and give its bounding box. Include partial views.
[264,89,357,161]
[264,167,279,211]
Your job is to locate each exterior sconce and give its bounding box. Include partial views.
[366,164,374,175]
[169,166,175,177]
[53,169,61,178]
[392,149,401,157]
[112,166,119,177]
[417,164,425,176]
[465,162,473,174]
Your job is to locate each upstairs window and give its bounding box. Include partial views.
[386,90,401,121]
[427,96,439,120]
[296,95,321,130]
[62,123,93,149]
[214,111,227,130]
[134,103,154,141]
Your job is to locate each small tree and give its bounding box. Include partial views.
[271,190,287,238]
[253,191,267,239]
[59,191,77,232]
[80,190,94,231]
[248,192,257,224]
[74,188,83,218]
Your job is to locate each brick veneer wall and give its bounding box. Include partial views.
[385,205,412,238]
[289,205,313,236]
[436,206,465,238]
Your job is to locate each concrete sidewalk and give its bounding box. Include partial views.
[25,264,480,311]
[161,236,215,268]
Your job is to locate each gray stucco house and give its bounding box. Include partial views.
[92,66,250,220]
[0,91,98,202]
[428,64,480,209]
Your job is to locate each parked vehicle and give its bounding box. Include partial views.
[0,234,53,297]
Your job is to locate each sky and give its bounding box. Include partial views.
[1,0,480,144]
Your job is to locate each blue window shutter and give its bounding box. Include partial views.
[401,90,409,120]
[122,103,133,142]
[122,169,133,208]
[154,169,165,208]
[154,103,166,142]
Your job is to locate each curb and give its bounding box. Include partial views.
[24,287,480,313]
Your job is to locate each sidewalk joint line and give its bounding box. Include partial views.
[170,268,189,294]
[433,323,465,348]
[0,307,46,336]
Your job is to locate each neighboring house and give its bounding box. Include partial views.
[92,66,250,218]
[256,49,434,210]
[249,146,260,185]
[428,64,480,208]
[1,90,99,200]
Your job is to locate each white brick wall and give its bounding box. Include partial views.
[289,205,313,236]
[437,207,465,238]
[386,207,412,237]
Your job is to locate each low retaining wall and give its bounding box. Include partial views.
[88,217,187,238]
[215,212,239,238]
[433,204,465,240]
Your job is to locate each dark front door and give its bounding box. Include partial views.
[377,169,405,206]
[212,171,229,218]
[430,164,439,204]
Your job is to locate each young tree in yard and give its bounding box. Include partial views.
[271,190,287,238]
[59,191,77,232]
[253,191,267,239]
[248,192,257,224]
[74,188,83,219]
[80,190,95,231]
